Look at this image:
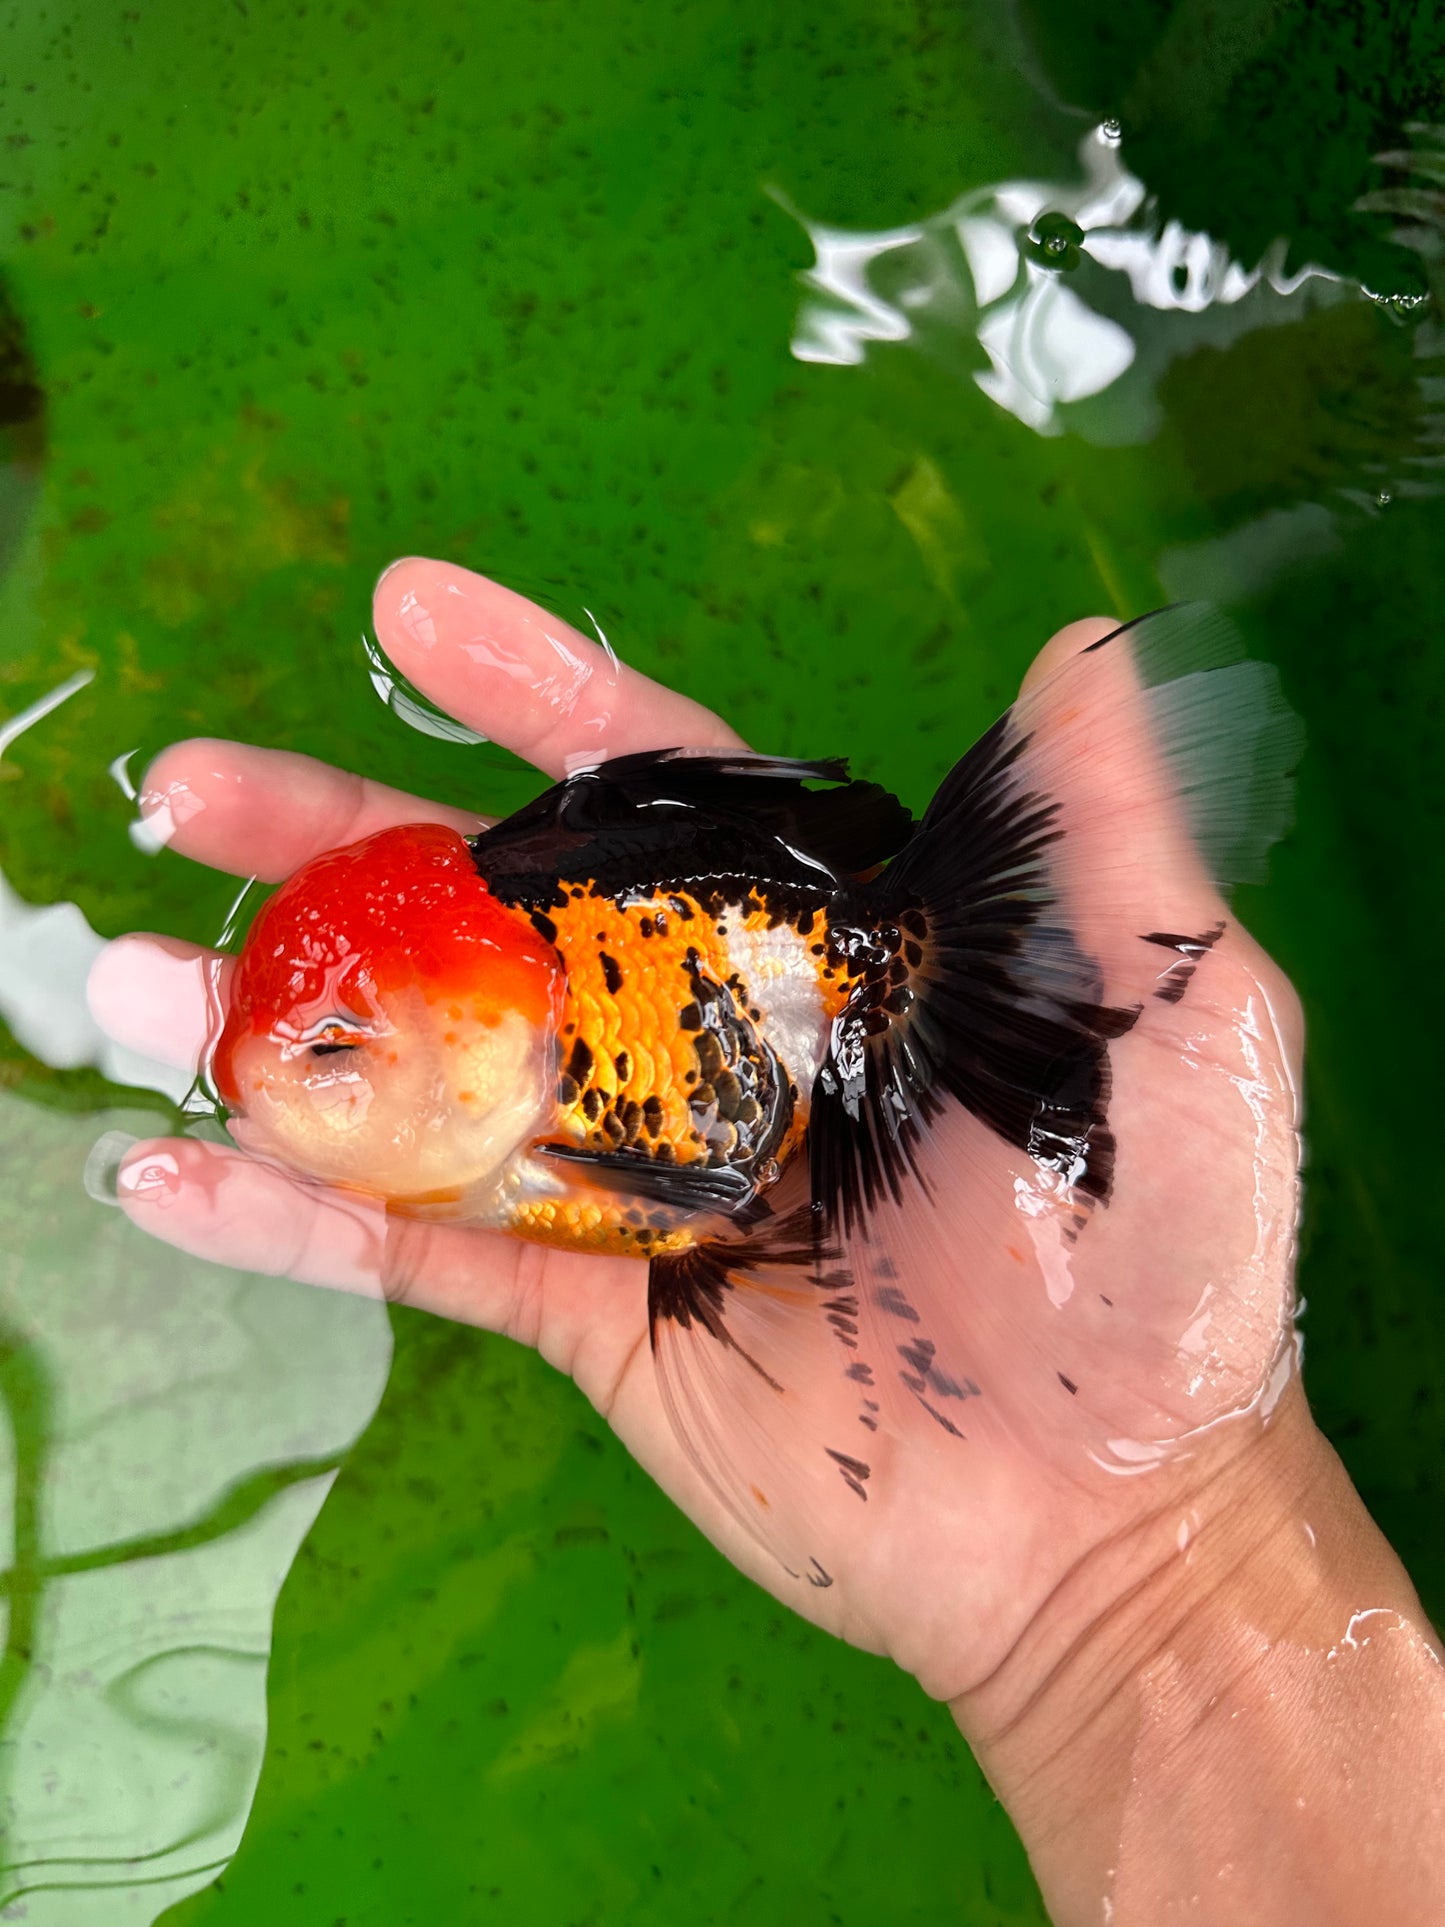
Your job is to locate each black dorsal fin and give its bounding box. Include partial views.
[472,748,915,904]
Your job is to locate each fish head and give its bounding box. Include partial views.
[213,822,562,1209]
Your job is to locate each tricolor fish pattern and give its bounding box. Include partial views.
[213,605,1301,1579]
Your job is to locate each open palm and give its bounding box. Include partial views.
[91,557,1303,1705]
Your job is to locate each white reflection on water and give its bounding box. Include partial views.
[0,676,393,1922]
[0,875,192,1106]
[0,672,187,1101]
[780,124,1350,439]
[0,1095,393,1925]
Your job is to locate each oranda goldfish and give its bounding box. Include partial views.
[212,605,1299,1578]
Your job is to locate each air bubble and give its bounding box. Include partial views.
[1025,211,1085,272]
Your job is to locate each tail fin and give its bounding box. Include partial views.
[643,605,1303,1583]
[811,604,1303,1237]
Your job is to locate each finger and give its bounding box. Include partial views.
[114,1135,542,1332]
[116,1137,388,1292]
[88,933,232,1074]
[108,1134,764,1583]
[1015,613,1214,960]
[137,739,483,881]
[1014,612,1305,1064]
[373,556,746,776]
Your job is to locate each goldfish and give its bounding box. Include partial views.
[212,604,1300,1578]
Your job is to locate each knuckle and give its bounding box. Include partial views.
[380,1214,434,1308]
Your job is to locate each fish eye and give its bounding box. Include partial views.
[303,1019,368,1059]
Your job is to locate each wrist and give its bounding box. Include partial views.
[952,1384,1443,1925]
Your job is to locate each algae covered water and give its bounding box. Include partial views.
[0,2,1441,1921]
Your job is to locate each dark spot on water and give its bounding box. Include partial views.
[553,1524,610,1547]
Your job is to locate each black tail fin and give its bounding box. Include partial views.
[811,604,1303,1238]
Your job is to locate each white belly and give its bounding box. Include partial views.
[724,918,831,1097]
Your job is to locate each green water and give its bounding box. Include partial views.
[0,2,1441,1920]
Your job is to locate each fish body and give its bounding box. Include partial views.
[215,755,903,1257]
[502,876,847,1252]
[213,606,1302,1580]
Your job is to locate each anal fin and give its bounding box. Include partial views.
[646,1181,891,1583]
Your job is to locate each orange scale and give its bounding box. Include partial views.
[609,982,646,1056]
[624,1035,657,1103]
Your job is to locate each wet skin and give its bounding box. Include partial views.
[90,557,1445,1927]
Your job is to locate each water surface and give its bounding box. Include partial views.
[0,2,1441,1921]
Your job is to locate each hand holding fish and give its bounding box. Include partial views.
[91,558,1445,1927]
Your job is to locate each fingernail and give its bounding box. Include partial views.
[83,1130,140,1206]
[131,777,205,855]
[374,555,426,598]
[116,1146,183,1206]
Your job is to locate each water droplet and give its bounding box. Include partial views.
[1025,211,1085,272]
[1361,284,1430,317]
[1377,490,1392,508]
[1101,118,1122,145]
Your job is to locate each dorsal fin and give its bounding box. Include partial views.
[472,748,915,905]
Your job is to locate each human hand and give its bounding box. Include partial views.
[90,556,1304,1729]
